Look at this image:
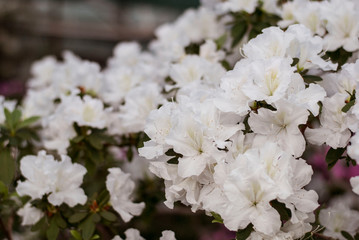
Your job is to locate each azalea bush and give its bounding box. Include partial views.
[1,0,359,239]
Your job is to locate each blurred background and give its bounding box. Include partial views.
[0,0,199,97]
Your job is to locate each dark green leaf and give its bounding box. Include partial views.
[270,200,291,222]
[72,135,85,143]
[231,21,248,47]
[87,135,103,150]
[326,147,346,169]
[126,147,133,162]
[0,150,15,185]
[98,190,110,208]
[11,109,22,127]
[81,216,96,240]
[211,212,223,224]
[100,211,117,222]
[69,212,88,223]
[303,75,323,84]
[342,231,354,240]
[93,213,101,223]
[291,58,299,67]
[17,116,40,129]
[342,100,355,113]
[46,219,60,240]
[215,34,227,50]
[31,216,46,232]
[0,181,8,197]
[236,224,253,240]
[55,213,67,228]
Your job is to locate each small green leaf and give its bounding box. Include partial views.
[342,100,355,113]
[93,213,101,223]
[91,235,100,240]
[87,135,103,150]
[236,224,253,240]
[69,212,88,223]
[31,216,46,232]
[17,116,40,129]
[231,21,248,47]
[342,231,354,240]
[55,213,67,228]
[11,109,22,126]
[303,75,323,84]
[70,230,82,240]
[97,190,110,207]
[0,181,8,197]
[81,216,96,240]
[100,211,117,222]
[46,219,60,240]
[72,135,85,143]
[215,34,227,50]
[291,58,299,67]
[211,212,223,224]
[326,147,346,169]
[0,150,15,185]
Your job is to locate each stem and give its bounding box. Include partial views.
[0,217,12,240]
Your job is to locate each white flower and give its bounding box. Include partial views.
[217,0,258,14]
[319,204,359,240]
[242,27,292,60]
[63,95,109,129]
[115,83,164,134]
[159,231,176,240]
[17,202,44,226]
[112,229,145,240]
[348,134,359,163]
[248,100,309,157]
[16,151,87,207]
[221,169,281,235]
[321,0,359,52]
[241,57,297,104]
[350,176,359,195]
[305,93,355,149]
[106,168,145,222]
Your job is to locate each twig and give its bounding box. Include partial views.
[0,217,12,240]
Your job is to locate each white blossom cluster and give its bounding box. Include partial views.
[7,0,359,238]
[112,229,176,240]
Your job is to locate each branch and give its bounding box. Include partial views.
[0,217,12,240]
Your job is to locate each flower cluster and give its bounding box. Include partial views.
[1,0,359,239]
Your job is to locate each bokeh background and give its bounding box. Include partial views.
[0,0,199,97]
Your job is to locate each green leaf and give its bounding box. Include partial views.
[91,235,100,240]
[100,211,117,222]
[0,150,15,185]
[55,213,67,228]
[326,147,346,169]
[72,135,85,143]
[70,230,82,240]
[211,212,223,224]
[97,190,110,208]
[270,200,291,222]
[92,213,101,223]
[17,116,40,129]
[231,21,248,47]
[31,216,46,232]
[11,109,22,127]
[46,219,60,240]
[215,34,227,50]
[0,181,8,197]
[342,231,354,240]
[236,224,253,240]
[87,135,103,150]
[303,75,323,84]
[81,216,96,240]
[69,212,88,223]
[291,58,299,67]
[342,100,355,113]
